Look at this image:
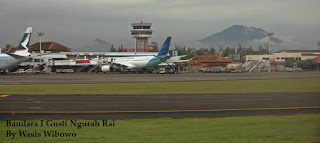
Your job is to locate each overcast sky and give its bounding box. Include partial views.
[0,0,319,49]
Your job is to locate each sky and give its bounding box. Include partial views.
[0,0,319,50]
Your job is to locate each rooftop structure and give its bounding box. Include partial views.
[176,55,232,72]
[275,50,320,53]
[2,46,17,53]
[29,42,71,53]
[192,55,232,67]
[2,41,71,53]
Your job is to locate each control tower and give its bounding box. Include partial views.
[131,21,152,51]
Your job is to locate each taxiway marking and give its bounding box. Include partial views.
[0,95,9,98]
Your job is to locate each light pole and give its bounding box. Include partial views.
[38,32,44,64]
[267,33,274,72]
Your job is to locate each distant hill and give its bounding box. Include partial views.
[199,25,281,47]
[73,39,112,52]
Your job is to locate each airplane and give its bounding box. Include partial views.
[0,27,32,73]
[101,37,172,73]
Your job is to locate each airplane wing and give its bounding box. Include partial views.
[31,53,52,57]
[109,62,135,69]
[6,53,27,59]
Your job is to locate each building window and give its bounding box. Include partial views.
[143,26,150,29]
[34,59,44,62]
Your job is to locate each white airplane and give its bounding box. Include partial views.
[0,27,32,73]
[101,37,172,73]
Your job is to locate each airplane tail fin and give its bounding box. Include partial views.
[157,37,171,58]
[15,27,32,53]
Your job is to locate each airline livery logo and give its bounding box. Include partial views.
[20,32,30,50]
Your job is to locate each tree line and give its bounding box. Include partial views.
[285,58,316,71]
[169,44,270,59]
[109,42,159,52]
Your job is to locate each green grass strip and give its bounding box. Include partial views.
[0,78,320,95]
[1,114,319,143]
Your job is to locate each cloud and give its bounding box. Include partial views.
[275,35,313,50]
[248,34,314,51]
[0,0,319,49]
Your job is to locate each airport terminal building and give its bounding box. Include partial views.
[246,50,320,62]
[245,50,320,72]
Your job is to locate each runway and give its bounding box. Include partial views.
[1,93,319,120]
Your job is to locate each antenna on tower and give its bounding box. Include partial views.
[140,14,143,22]
[136,14,139,23]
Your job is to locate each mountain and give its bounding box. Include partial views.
[199,25,281,47]
[73,39,112,52]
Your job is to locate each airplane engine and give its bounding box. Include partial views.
[33,64,44,72]
[101,65,113,72]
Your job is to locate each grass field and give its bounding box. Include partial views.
[1,114,319,143]
[0,78,319,95]
[1,78,319,142]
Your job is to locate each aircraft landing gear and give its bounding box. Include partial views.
[0,70,7,75]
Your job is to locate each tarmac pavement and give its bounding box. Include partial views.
[1,93,319,120]
[0,72,320,84]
